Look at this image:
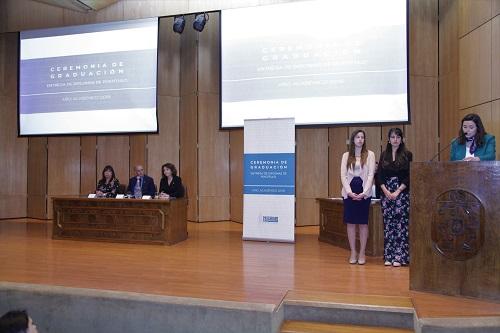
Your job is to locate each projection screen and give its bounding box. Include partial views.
[220,0,409,128]
[19,18,158,136]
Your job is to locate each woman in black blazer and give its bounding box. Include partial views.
[158,163,184,198]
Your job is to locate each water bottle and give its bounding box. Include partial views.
[134,178,142,199]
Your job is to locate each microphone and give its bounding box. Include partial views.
[429,137,459,162]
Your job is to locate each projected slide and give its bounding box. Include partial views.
[221,0,408,128]
[19,18,158,135]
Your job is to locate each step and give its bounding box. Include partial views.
[283,291,415,330]
[281,320,413,333]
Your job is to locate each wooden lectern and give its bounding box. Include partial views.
[410,161,499,302]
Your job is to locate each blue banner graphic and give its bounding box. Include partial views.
[244,153,295,195]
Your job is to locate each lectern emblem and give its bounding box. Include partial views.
[432,189,484,260]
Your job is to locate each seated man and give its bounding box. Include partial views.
[127,165,156,198]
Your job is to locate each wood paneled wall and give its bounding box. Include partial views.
[440,0,500,161]
[0,0,444,225]
[0,33,28,219]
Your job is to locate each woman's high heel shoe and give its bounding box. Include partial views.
[349,252,357,264]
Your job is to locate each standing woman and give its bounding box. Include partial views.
[378,128,413,267]
[341,130,376,265]
[450,113,496,161]
[96,165,120,198]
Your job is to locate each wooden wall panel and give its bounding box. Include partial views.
[47,137,80,195]
[494,0,500,16]
[328,127,348,197]
[62,9,94,26]
[0,2,6,33]
[460,102,492,128]
[5,0,63,32]
[198,12,220,94]
[439,0,459,76]
[296,129,329,198]
[492,100,500,160]
[148,96,180,182]
[198,93,230,221]
[458,0,492,37]
[0,32,27,219]
[0,99,28,219]
[439,72,460,160]
[180,15,198,96]
[179,93,198,221]
[123,1,187,20]
[410,0,438,76]
[94,1,124,23]
[158,17,181,97]
[2,33,16,99]
[129,135,147,176]
[459,21,492,109]
[179,14,199,221]
[295,128,329,226]
[47,137,80,219]
[229,129,243,223]
[492,15,500,100]
[0,34,4,94]
[80,136,97,195]
[27,138,47,219]
[405,76,439,161]
[296,198,321,227]
[96,136,129,184]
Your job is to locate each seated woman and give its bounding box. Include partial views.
[450,113,496,161]
[158,163,184,199]
[96,165,120,198]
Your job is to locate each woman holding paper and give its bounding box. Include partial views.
[340,129,376,265]
[450,113,496,161]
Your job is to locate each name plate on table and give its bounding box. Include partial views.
[88,193,96,198]
[142,195,152,200]
[116,194,125,199]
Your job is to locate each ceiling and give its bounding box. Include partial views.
[32,0,120,12]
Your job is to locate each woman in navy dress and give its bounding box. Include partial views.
[341,130,376,265]
[377,128,412,267]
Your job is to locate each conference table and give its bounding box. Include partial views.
[52,196,188,245]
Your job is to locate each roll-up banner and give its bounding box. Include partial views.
[243,118,295,243]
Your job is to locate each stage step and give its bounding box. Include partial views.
[282,291,415,330]
[281,320,413,333]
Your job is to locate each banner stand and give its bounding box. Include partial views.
[242,118,295,243]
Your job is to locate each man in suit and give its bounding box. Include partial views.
[127,165,156,197]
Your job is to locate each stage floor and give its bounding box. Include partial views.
[0,219,498,318]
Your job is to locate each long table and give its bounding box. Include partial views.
[317,198,383,257]
[52,197,188,245]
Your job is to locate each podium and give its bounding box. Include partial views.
[410,161,499,301]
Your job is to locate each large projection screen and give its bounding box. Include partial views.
[19,18,158,136]
[220,0,409,128]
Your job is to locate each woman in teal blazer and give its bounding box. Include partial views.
[450,113,496,161]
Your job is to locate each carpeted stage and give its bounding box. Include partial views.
[0,219,498,333]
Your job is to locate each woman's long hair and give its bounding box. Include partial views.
[347,129,368,170]
[99,165,116,184]
[457,113,486,146]
[161,163,178,179]
[382,128,409,166]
